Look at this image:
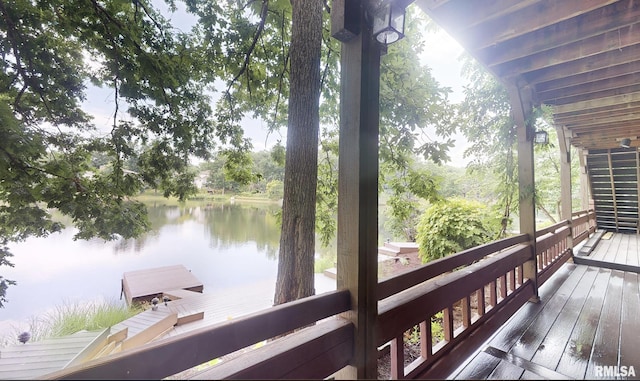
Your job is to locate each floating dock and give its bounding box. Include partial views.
[121,264,203,306]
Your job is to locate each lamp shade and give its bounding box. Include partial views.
[534,130,548,144]
[372,3,405,45]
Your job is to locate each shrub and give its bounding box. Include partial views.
[266,180,284,200]
[416,198,501,263]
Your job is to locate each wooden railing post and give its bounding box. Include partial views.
[332,1,380,378]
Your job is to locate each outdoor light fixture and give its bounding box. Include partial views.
[371,2,405,45]
[621,138,631,148]
[151,297,159,311]
[534,130,549,144]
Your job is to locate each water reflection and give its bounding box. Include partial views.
[112,203,282,258]
[2,201,285,323]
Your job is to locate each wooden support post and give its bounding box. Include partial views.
[557,126,575,255]
[557,126,573,222]
[507,83,539,302]
[333,1,380,378]
[579,149,592,211]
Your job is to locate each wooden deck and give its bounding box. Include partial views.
[451,233,640,380]
[0,330,106,380]
[574,232,640,273]
[117,274,336,340]
[121,265,204,305]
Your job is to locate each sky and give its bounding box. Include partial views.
[81,2,471,168]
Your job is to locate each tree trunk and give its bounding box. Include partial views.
[273,0,323,305]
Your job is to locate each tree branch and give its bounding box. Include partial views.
[223,0,269,116]
[272,8,289,130]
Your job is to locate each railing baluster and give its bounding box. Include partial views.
[545,247,550,267]
[462,297,471,329]
[477,287,485,317]
[489,281,497,308]
[444,307,453,342]
[420,320,432,358]
[499,274,507,300]
[538,248,544,270]
[508,270,515,293]
[518,264,524,285]
[391,334,405,379]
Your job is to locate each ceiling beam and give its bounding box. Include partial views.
[475,0,640,67]
[555,105,640,125]
[525,43,640,85]
[563,114,640,129]
[538,72,640,103]
[460,0,617,51]
[554,101,640,119]
[566,118,640,134]
[534,60,640,93]
[552,91,640,114]
[415,0,541,30]
[543,83,640,106]
[494,25,640,77]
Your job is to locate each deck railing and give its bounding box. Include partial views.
[45,209,596,380]
[377,234,534,379]
[535,220,572,286]
[571,209,597,246]
[377,209,596,379]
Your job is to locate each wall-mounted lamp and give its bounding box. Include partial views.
[534,130,549,144]
[371,3,406,45]
[620,138,632,148]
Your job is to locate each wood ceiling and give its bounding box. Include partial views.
[415,0,640,151]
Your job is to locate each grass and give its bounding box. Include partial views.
[133,190,276,206]
[2,299,142,346]
[314,254,336,273]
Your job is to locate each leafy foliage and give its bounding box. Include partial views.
[416,198,501,263]
[0,0,221,305]
[266,180,284,200]
[457,57,580,232]
[455,56,518,237]
[376,9,455,241]
[315,8,456,245]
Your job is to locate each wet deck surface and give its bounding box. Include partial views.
[451,233,640,380]
[574,232,640,273]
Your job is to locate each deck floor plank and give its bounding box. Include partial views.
[486,265,591,380]
[613,234,630,265]
[591,233,618,262]
[627,235,639,266]
[488,358,527,380]
[453,351,501,380]
[526,266,600,372]
[555,267,612,379]
[585,270,625,379]
[619,272,640,372]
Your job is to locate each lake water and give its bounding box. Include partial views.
[0,200,337,333]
